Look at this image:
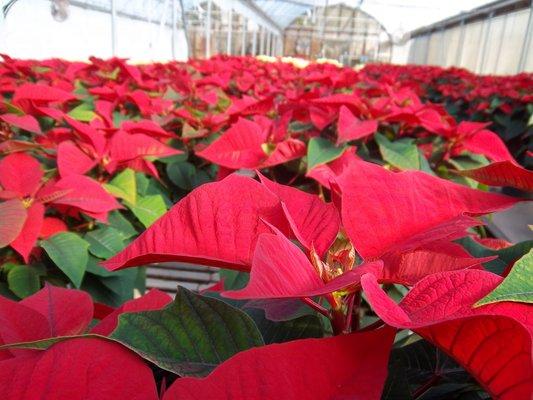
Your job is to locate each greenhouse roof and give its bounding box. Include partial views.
[22,0,501,36]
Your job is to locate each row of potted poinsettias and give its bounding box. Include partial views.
[0,55,532,399]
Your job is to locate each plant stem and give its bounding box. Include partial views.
[344,293,355,333]
[330,308,346,336]
[302,297,329,318]
[350,292,361,331]
[359,319,385,332]
[412,375,441,399]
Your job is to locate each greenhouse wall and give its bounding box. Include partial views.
[392,1,533,74]
[0,0,188,61]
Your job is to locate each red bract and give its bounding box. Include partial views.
[0,55,531,400]
[223,229,382,300]
[91,289,172,335]
[59,117,181,178]
[450,121,515,162]
[0,285,93,356]
[456,160,533,191]
[258,172,340,257]
[164,328,395,400]
[0,152,121,260]
[336,105,377,144]
[0,338,158,400]
[196,117,305,170]
[103,174,290,271]
[362,270,533,400]
[336,159,520,260]
[0,114,41,134]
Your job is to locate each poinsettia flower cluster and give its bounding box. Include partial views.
[0,55,531,399]
[2,154,529,399]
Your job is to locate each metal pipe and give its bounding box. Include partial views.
[455,18,466,66]
[319,0,329,57]
[260,26,265,54]
[518,0,533,72]
[266,31,272,56]
[226,6,233,55]
[252,27,257,55]
[494,13,508,72]
[172,0,177,59]
[241,18,247,55]
[178,0,190,59]
[478,12,494,73]
[205,0,212,58]
[110,0,117,56]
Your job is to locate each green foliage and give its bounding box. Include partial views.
[375,133,420,170]
[41,232,89,288]
[85,227,127,259]
[167,161,211,191]
[7,265,40,298]
[110,286,264,376]
[457,237,533,275]
[476,249,533,306]
[307,137,345,171]
[126,194,167,228]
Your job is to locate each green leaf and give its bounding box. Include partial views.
[476,249,533,306]
[167,161,210,190]
[126,194,167,228]
[448,154,490,170]
[375,133,420,170]
[110,286,263,376]
[85,227,126,259]
[307,137,345,171]
[104,211,137,239]
[0,334,99,351]
[135,173,172,207]
[456,237,533,275]
[0,282,19,300]
[7,265,40,298]
[67,103,97,122]
[81,274,131,307]
[448,154,490,188]
[210,270,323,344]
[104,168,137,205]
[41,232,89,288]
[383,338,482,400]
[219,269,249,290]
[418,150,436,175]
[3,101,25,116]
[85,256,138,302]
[248,310,323,344]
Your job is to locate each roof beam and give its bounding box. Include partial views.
[215,0,282,35]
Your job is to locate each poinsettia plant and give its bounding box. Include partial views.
[0,156,531,399]
[0,55,532,399]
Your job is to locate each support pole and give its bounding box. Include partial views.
[319,0,329,57]
[172,0,177,59]
[260,26,265,54]
[226,6,233,55]
[439,27,446,66]
[478,12,494,74]
[423,33,430,64]
[205,0,212,58]
[111,0,117,56]
[266,31,271,56]
[455,18,466,66]
[241,18,247,55]
[252,26,257,55]
[518,0,533,72]
[494,13,507,72]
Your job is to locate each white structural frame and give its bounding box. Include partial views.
[405,0,532,73]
